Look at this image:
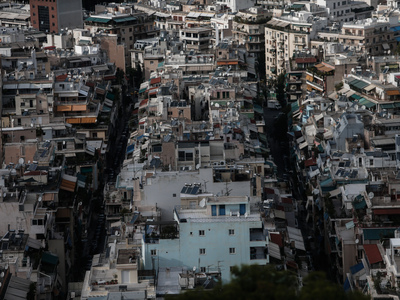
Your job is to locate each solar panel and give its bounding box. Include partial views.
[335,170,341,176]
[1,243,8,250]
[42,141,51,148]
[345,161,351,167]
[186,187,193,194]
[181,187,188,193]
[191,186,199,194]
[28,164,38,171]
[40,150,48,158]
[350,170,358,178]
[339,162,345,167]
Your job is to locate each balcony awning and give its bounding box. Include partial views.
[373,208,400,214]
[358,98,376,108]
[382,43,390,50]
[381,103,395,109]
[364,84,376,92]
[387,90,400,96]
[42,252,59,265]
[85,17,111,23]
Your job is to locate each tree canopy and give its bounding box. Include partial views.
[168,265,370,300]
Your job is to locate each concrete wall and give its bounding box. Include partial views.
[57,0,83,31]
[4,142,38,165]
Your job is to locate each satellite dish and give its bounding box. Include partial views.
[368,192,374,199]
[199,198,206,208]
[3,193,6,198]
[355,239,359,244]
[196,164,200,170]
[193,266,196,272]
[18,158,24,164]
[0,272,4,277]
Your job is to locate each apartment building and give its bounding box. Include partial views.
[143,196,268,282]
[30,0,83,33]
[265,13,327,78]
[338,18,395,55]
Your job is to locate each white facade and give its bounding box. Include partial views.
[142,197,268,282]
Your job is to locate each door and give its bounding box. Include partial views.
[219,205,225,216]
[211,205,217,216]
[239,204,246,215]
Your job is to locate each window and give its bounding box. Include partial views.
[229,247,236,254]
[151,250,157,256]
[370,159,374,166]
[200,267,206,272]
[173,193,176,197]
[150,61,154,65]
[199,230,205,236]
[199,248,206,255]
[229,229,235,235]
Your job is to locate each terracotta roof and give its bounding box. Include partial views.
[364,244,382,264]
[270,232,283,247]
[56,74,68,82]
[304,158,317,167]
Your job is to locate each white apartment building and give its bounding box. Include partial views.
[265,12,327,78]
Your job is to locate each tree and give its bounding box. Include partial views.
[168,265,370,300]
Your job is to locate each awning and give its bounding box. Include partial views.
[364,244,383,264]
[41,252,59,265]
[350,94,362,100]
[381,103,395,109]
[114,16,137,23]
[351,80,369,90]
[382,43,390,50]
[85,17,111,23]
[364,84,376,92]
[387,90,400,96]
[299,141,308,149]
[127,144,135,154]
[358,98,376,108]
[374,208,400,214]
[26,237,42,249]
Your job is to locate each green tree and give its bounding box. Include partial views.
[168,265,370,300]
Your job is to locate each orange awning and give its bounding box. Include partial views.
[306,75,313,81]
[60,179,76,192]
[43,193,55,201]
[57,105,72,112]
[387,90,400,96]
[71,105,87,111]
[80,117,97,124]
[66,118,81,124]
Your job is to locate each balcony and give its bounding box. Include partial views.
[250,246,268,260]
[306,80,324,92]
[250,228,266,247]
